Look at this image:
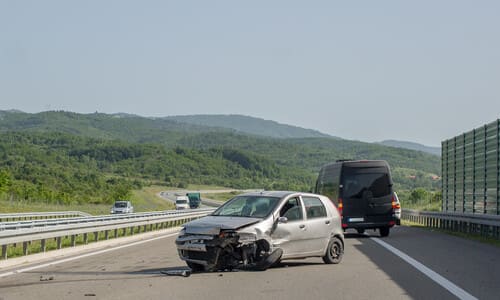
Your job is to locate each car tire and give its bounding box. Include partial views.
[379,227,390,237]
[253,248,283,271]
[186,261,205,272]
[322,237,343,264]
[356,228,365,235]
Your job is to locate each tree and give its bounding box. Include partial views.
[0,169,11,194]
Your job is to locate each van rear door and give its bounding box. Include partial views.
[341,165,393,220]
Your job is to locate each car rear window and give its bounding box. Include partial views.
[342,167,391,199]
[114,202,128,208]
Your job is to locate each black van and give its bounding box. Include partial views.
[315,160,397,237]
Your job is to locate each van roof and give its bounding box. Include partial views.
[321,160,389,169]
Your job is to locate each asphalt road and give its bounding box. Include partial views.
[0,226,498,300]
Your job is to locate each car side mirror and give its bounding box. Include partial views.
[278,217,288,224]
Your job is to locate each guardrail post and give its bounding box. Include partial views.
[57,237,62,249]
[105,230,109,240]
[71,235,76,247]
[83,233,88,244]
[41,239,46,252]
[94,231,99,242]
[2,245,7,259]
[114,229,118,238]
[22,242,29,255]
[130,227,134,235]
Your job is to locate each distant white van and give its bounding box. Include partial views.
[175,196,189,210]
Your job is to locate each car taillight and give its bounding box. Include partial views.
[391,195,400,210]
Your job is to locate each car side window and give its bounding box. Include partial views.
[280,197,303,221]
[303,197,327,219]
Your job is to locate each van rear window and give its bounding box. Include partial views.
[342,167,391,199]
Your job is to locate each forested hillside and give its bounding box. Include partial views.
[0,111,442,206]
[166,114,332,138]
[0,132,313,204]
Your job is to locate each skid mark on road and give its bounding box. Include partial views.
[371,237,477,300]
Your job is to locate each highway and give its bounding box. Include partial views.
[0,225,498,300]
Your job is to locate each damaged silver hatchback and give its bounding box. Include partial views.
[176,191,344,271]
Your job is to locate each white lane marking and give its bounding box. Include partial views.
[371,237,477,300]
[0,232,179,278]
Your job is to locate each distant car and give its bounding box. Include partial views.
[111,200,134,214]
[393,192,401,225]
[176,191,344,272]
[175,196,190,210]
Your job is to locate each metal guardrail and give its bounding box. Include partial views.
[0,208,215,231]
[401,209,500,239]
[0,211,91,222]
[0,209,214,260]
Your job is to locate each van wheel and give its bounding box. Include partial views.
[322,237,343,264]
[356,229,365,234]
[379,227,390,237]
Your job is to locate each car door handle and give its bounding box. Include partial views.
[325,220,331,225]
[299,224,306,229]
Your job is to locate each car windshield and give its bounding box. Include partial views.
[212,196,281,218]
[114,202,128,208]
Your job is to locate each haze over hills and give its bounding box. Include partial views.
[378,140,441,156]
[165,114,333,139]
[0,110,442,205]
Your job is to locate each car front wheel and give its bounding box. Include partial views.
[322,237,343,264]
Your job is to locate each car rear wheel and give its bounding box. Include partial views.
[379,227,390,237]
[322,237,343,264]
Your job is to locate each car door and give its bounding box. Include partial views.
[270,196,308,257]
[301,196,332,255]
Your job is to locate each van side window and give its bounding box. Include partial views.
[280,197,303,221]
[315,165,341,205]
[303,197,327,219]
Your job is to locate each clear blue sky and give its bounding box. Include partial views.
[1,1,499,146]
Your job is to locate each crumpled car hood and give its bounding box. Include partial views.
[183,216,261,235]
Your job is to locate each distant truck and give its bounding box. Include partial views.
[186,192,201,209]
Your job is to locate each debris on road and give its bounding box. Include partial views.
[39,275,54,282]
[160,269,191,277]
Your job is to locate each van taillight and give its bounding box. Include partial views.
[337,198,343,216]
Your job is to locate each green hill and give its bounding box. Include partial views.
[0,110,441,205]
[378,140,441,156]
[166,114,332,138]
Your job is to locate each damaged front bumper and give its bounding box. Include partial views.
[175,231,280,271]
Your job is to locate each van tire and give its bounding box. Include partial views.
[379,227,390,237]
[322,237,343,264]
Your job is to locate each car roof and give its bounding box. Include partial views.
[236,191,322,199]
